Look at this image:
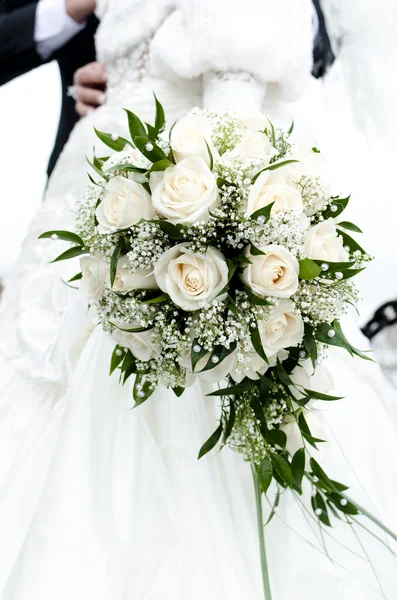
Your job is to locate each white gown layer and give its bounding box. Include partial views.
[1,2,397,598]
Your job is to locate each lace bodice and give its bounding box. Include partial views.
[95,0,314,111]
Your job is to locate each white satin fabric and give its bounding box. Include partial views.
[0,48,397,600]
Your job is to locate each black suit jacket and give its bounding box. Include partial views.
[0,0,97,175]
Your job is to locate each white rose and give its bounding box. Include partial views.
[290,359,335,403]
[240,244,299,299]
[232,130,277,161]
[111,326,160,362]
[230,349,288,383]
[257,301,304,357]
[154,244,228,311]
[280,143,333,215]
[305,219,348,263]
[108,255,158,294]
[246,171,305,218]
[150,157,218,224]
[102,146,149,172]
[234,109,271,134]
[80,253,108,302]
[170,115,218,166]
[95,176,154,233]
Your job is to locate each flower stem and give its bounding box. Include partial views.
[252,466,273,600]
[343,495,397,543]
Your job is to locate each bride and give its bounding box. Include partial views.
[0,1,397,598]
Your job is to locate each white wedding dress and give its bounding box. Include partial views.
[0,1,397,599]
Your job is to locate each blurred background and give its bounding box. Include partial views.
[0,64,60,275]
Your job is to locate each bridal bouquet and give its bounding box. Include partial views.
[41,96,393,597]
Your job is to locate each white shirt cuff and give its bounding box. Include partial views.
[34,0,86,60]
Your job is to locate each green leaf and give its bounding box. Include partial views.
[133,377,154,407]
[250,324,269,364]
[110,244,121,288]
[206,379,256,397]
[87,173,103,187]
[310,457,335,493]
[153,92,166,133]
[109,322,153,334]
[266,429,287,449]
[252,160,299,184]
[198,423,223,459]
[124,109,147,142]
[337,229,366,255]
[144,293,169,305]
[303,389,343,401]
[105,163,146,174]
[322,196,350,219]
[94,128,132,152]
[312,492,332,526]
[199,343,237,373]
[265,487,281,525]
[146,122,158,141]
[337,221,363,234]
[249,202,274,223]
[291,448,305,492]
[312,259,355,274]
[314,321,374,361]
[303,324,318,366]
[191,339,208,372]
[250,244,266,256]
[39,230,85,246]
[312,147,320,154]
[288,120,295,135]
[134,136,167,163]
[245,290,274,306]
[149,159,173,173]
[276,358,294,387]
[204,139,214,171]
[218,259,238,296]
[86,155,106,180]
[270,454,294,487]
[298,412,326,449]
[50,246,88,263]
[172,386,185,397]
[335,268,365,281]
[223,399,236,444]
[156,220,185,240]
[68,272,83,283]
[258,457,273,493]
[299,258,321,281]
[110,345,124,375]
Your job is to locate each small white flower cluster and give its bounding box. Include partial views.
[127,222,170,271]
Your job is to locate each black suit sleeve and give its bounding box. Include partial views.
[0,1,43,85]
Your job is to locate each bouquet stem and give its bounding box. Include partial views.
[252,466,273,600]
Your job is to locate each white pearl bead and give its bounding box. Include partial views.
[193,344,201,353]
[145,142,154,152]
[136,383,143,391]
[335,272,343,280]
[312,476,319,483]
[321,263,329,272]
[115,349,123,356]
[299,350,307,359]
[111,134,118,141]
[211,355,220,364]
[51,234,59,241]
[330,204,338,212]
[137,391,145,398]
[315,508,323,516]
[315,358,323,366]
[327,329,336,338]
[344,245,350,253]
[257,215,266,225]
[340,498,348,506]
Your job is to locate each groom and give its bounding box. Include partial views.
[0,0,99,175]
